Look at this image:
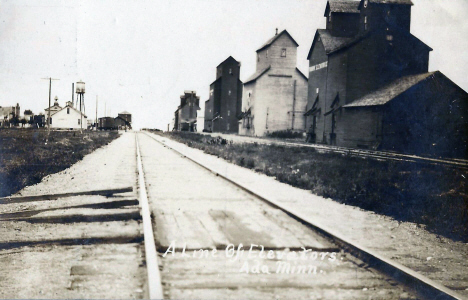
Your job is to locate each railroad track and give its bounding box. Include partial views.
[137,131,466,300]
[0,131,464,299]
[201,132,468,169]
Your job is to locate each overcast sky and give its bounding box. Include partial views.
[0,0,467,130]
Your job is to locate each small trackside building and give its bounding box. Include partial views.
[117,111,132,127]
[204,56,243,133]
[342,72,468,157]
[50,102,87,130]
[114,111,132,130]
[305,0,468,157]
[174,90,201,132]
[239,29,308,137]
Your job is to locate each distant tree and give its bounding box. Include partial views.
[33,114,45,128]
[10,116,20,127]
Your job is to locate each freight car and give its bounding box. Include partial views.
[98,117,117,130]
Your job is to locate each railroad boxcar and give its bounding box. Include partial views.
[98,117,117,130]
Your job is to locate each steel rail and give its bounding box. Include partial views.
[201,132,468,169]
[136,133,164,299]
[144,131,465,300]
[264,141,468,168]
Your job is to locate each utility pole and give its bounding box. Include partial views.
[291,80,297,130]
[41,77,60,135]
[71,83,74,107]
[96,95,98,131]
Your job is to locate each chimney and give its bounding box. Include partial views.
[275,28,278,35]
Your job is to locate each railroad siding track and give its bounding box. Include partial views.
[201,132,468,169]
[137,132,427,300]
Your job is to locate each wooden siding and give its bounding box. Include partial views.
[306,39,328,139]
[239,81,256,136]
[359,3,411,32]
[345,36,382,104]
[50,107,87,130]
[336,72,468,156]
[256,34,298,72]
[337,108,381,148]
[322,51,349,144]
[345,33,429,105]
[204,99,212,131]
[242,31,307,137]
[306,38,350,144]
[303,0,467,157]
[176,92,200,131]
[208,57,243,133]
[328,12,360,37]
[250,69,308,136]
[381,73,468,156]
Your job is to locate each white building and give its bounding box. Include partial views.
[50,103,87,129]
[239,29,308,136]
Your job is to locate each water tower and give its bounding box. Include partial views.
[76,81,85,130]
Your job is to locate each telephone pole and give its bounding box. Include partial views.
[95,95,98,131]
[41,77,60,134]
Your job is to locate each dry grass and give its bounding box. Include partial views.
[267,130,304,139]
[158,131,468,241]
[0,129,119,197]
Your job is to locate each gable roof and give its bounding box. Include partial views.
[210,76,221,86]
[395,26,432,51]
[307,29,364,59]
[244,65,271,85]
[307,25,431,60]
[296,68,308,81]
[256,30,299,52]
[45,105,62,111]
[325,0,360,16]
[344,72,436,107]
[115,115,131,125]
[319,29,360,54]
[55,105,88,118]
[216,56,240,68]
[358,0,413,9]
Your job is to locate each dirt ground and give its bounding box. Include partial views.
[0,132,146,299]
